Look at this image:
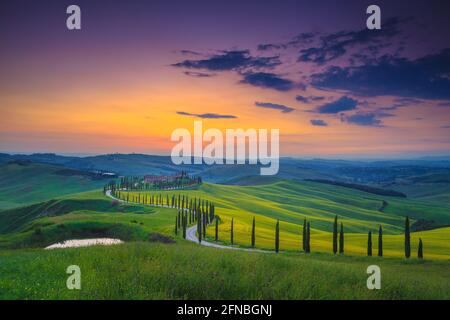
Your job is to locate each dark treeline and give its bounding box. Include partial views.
[305,179,407,198]
[105,171,202,192]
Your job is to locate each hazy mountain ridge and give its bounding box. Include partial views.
[1,153,450,192]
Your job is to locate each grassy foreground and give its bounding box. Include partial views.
[0,241,449,300]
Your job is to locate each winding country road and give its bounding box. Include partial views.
[106,190,272,253]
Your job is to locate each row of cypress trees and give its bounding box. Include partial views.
[105,173,202,192]
[332,216,345,255]
[174,210,189,239]
[217,214,424,258]
[365,226,383,257]
[212,216,312,253]
[110,186,424,259]
[112,189,216,224]
[332,215,423,258]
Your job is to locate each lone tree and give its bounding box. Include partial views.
[251,217,256,248]
[418,238,424,259]
[339,222,344,254]
[378,225,383,257]
[302,218,307,251]
[230,218,234,245]
[215,216,219,241]
[405,216,411,258]
[367,231,372,256]
[333,215,338,254]
[275,219,280,253]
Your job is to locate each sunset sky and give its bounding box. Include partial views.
[1,0,450,158]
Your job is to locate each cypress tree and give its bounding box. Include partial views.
[339,222,344,254]
[378,225,383,257]
[215,217,219,241]
[210,204,215,222]
[302,218,306,251]
[197,212,202,243]
[275,219,280,253]
[178,211,181,228]
[175,215,178,235]
[231,218,234,245]
[333,215,338,254]
[202,213,206,238]
[306,222,311,253]
[251,217,256,248]
[182,213,187,239]
[405,216,411,258]
[418,238,423,259]
[367,231,372,256]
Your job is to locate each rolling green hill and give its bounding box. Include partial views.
[123,180,450,259]
[0,181,449,299]
[0,190,177,249]
[2,179,449,258]
[0,162,110,210]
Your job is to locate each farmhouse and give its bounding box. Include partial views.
[144,172,184,183]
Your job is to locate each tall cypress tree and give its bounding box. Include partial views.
[210,204,215,222]
[367,231,372,256]
[178,211,181,228]
[175,215,178,235]
[251,217,256,248]
[215,217,219,241]
[418,238,423,259]
[405,216,411,258]
[302,218,307,251]
[339,222,344,254]
[230,218,234,245]
[202,213,206,238]
[333,215,338,254]
[197,212,202,243]
[306,222,311,253]
[378,225,383,257]
[275,219,280,253]
[182,213,187,239]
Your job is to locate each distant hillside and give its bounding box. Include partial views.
[305,179,407,198]
[223,175,282,186]
[0,162,109,209]
[0,153,332,183]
